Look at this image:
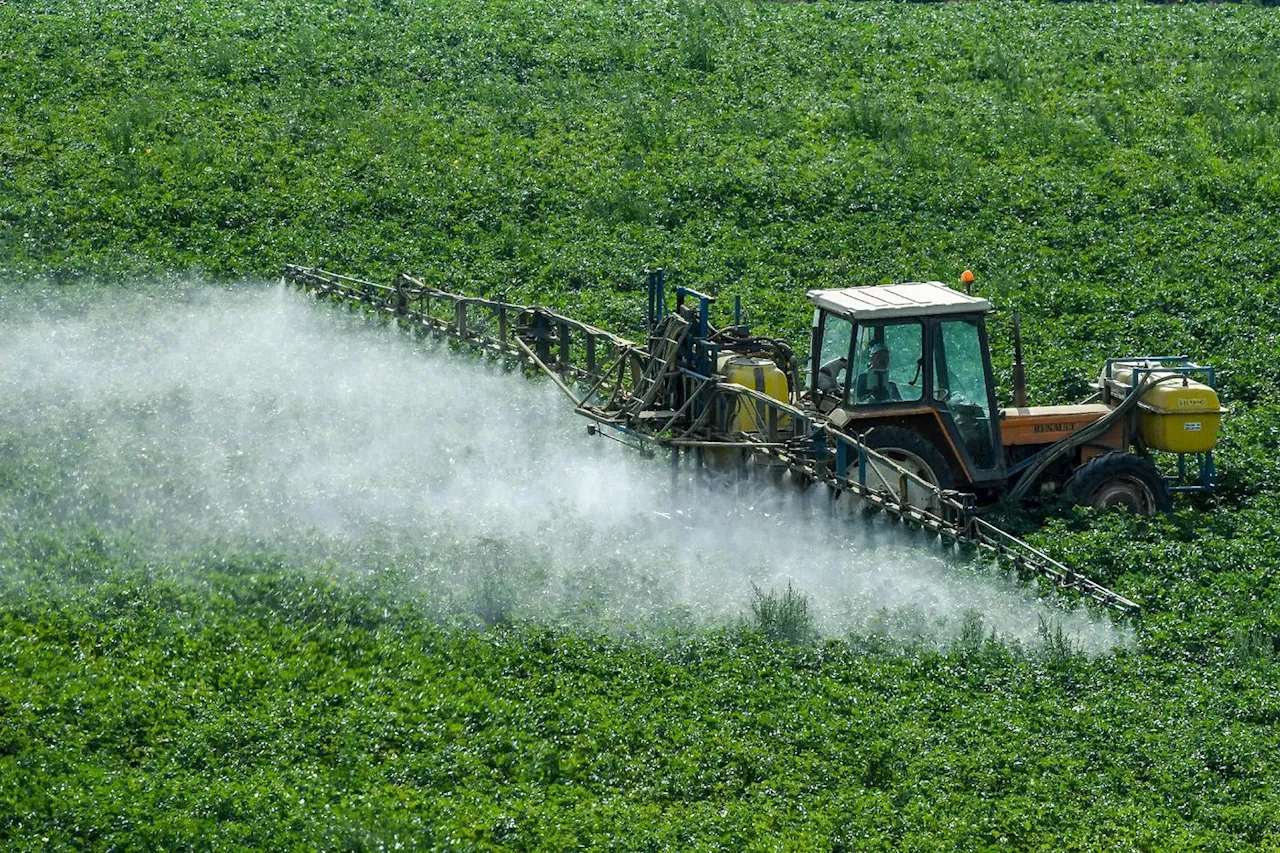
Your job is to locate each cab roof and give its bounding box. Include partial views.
[806,282,992,321]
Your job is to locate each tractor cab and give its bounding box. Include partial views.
[805,282,1006,487]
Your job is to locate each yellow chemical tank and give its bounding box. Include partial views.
[1110,364,1225,454]
[717,353,790,434]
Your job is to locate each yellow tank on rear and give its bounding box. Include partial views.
[717,354,790,433]
[1111,365,1225,454]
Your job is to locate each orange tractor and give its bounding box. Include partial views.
[803,276,1224,515]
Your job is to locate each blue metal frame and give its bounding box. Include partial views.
[1104,356,1216,392]
[646,269,666,330]
[832,435,869,488]
[671,285,718,429]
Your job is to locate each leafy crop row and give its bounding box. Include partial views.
[3,0,1280,848]
[1,528,1277,850]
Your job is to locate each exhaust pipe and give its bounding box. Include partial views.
[1012,309,1028,409]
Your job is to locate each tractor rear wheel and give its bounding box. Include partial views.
[1064,452,1172,515]
[861,426,955,488]
[852,426,956,512]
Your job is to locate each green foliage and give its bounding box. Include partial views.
[2,532,1280,849]
[5,0,1280,848]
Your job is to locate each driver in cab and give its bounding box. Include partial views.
[855,341,901,403]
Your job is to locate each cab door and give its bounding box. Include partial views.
[809,310,927,411]
[928,315,1005,481]
[809,309,855,412]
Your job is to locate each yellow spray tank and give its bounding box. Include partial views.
[716,352,790,435]
[1106,361,1226,454]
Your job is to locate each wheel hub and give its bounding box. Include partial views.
[869,447,942,511]
[1091,476,1154,514]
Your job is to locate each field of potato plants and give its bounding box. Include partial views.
[3,0,1280,848]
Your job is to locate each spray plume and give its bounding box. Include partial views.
[0,282,1127,651]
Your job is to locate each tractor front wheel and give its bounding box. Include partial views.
[1064,452,1172,516]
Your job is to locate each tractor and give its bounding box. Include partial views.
[802,277,1224,515]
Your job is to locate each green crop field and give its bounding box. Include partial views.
[3,0,1280,849]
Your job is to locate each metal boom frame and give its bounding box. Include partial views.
[283,265,1141,618]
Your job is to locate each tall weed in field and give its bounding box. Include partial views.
[749,581,813,644]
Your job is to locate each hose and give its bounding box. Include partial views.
[1006,372,1186,502]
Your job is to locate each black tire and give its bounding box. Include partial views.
[1064,452,1172,515]
[859,426,956,490]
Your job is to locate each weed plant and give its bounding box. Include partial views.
[749,581,814,644]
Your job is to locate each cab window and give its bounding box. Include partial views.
[815,313,854,399]
[850,321,924,405]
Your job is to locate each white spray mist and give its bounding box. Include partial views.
[0,282,1128,651]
